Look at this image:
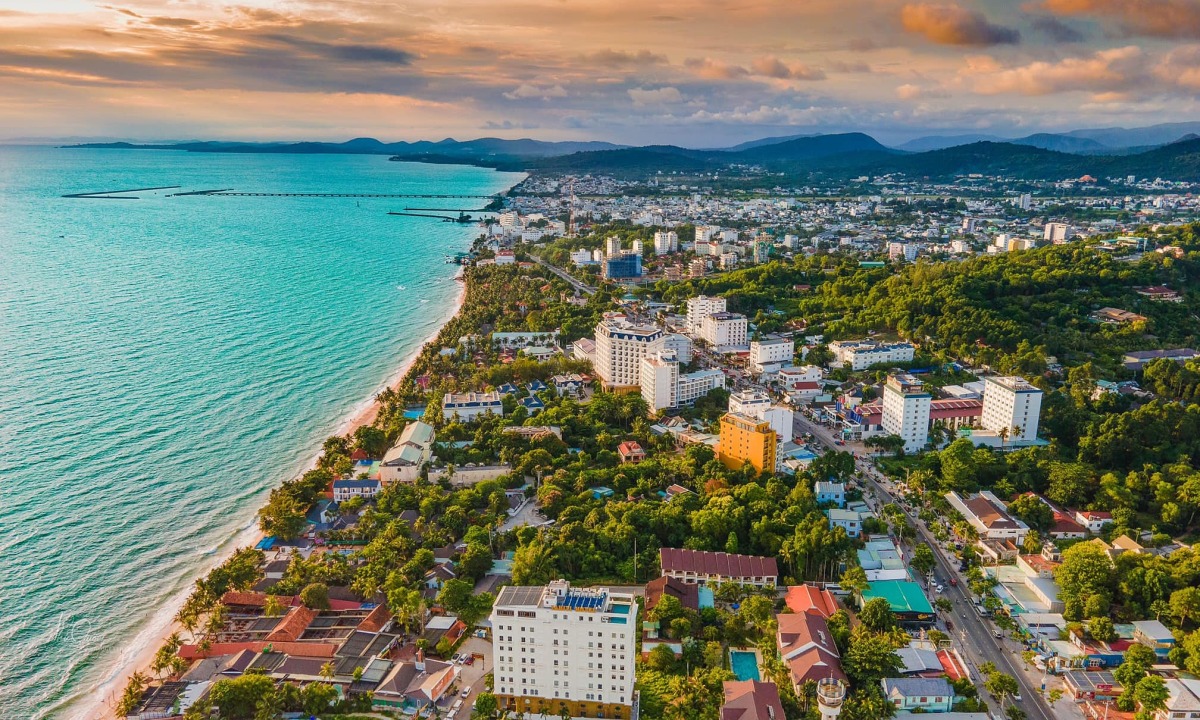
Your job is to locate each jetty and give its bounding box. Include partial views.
[208,192,497,199]
[62,186,181,199]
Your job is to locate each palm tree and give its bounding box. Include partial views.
[319,661,336,681]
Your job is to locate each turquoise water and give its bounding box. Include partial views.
[730,650,761,682]
[0,146,521,719]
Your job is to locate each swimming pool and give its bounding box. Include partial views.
[730,650,761,682]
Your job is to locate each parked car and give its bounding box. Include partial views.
[949,577,958,586]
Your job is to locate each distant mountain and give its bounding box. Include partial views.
[893,134,1004,152]
[1063,122,1200,149]
[732,132,891,163]
[67,136,624,159]
[719,133,817,152]
[1010,133,1109,154]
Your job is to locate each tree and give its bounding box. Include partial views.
[207,674,277,720]
[299,582,331,610]
[911,545,936,579]
[301,681,339,715]
[257,488,308,540]
[985,671,1019,708]
[116,672,150,717]
[842,628,903,687]
[472,692,499,719]
[1172,587,1200,629]
[859,597,897,633]
[1089,616,1116,643]
[1133,675,1169,720]
[1115,644,1156,707]
[511,540,556,586]
[1055,541,1113,620]
[840,565,869,596]
[1007,494,1053,531]
[262,594,287,618]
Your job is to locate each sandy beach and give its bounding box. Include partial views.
[73,274,468,720]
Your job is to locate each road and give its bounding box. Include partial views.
[531,254,595,296]
[793,414,1055,720]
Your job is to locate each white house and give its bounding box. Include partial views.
[442,391,504,422]
[380,421,436,484]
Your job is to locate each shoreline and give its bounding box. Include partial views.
[69,266,470,720]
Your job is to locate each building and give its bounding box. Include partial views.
[651,333,694,363]
[380,420,436,484]
[686,295,727,335]
[776,611,845,692]
[490,581,638,720]
[784,585,840,619]
[605,235,622,256]
[946,491,1030,543]
[1062,670,1123,703]
[645,576,701,613]
[1154,679,1200,720]
[495,249,517,265]
[603,252,642,280]
[881,373,932,453]
[749,336,795,373]
[677,368,726,405]
[640,351,680,411]
[826,509,864,538]
[814,481,846,508]
[1122,348,1200,371]
[333,478,381,503]
[1074,510,1113,534]
[442,391,504,422]
[1090,307,1147,325]
[729,389,772,417]
[571,249,597,266]
[881,677,954,713]
[718,413,777,475]
[1044,222,1075,243]
[593,316,663,388]
[617,441,646,464]
[1132,620,1175,658]
[659,548,779,587]
[701,312,749,349]
[828,340,915,371]
[720,680,786,720]
[654,230,679,255]
[980,376,1042,443]
[860,581,935,625]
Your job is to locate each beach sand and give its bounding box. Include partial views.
[74,275,468,720]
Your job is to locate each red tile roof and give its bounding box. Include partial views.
[265,606,317,642]
[660,548,779,580]
[721,680,786,720]
[784,585,839,619]
[358,604,393,633]
[645,576,701,612]
[937,649,969,681]
[178,641,337,660]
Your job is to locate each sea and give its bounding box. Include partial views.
[0,146,522,719]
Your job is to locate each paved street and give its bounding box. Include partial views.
[531,254,595,295]
[793,414,1057,720]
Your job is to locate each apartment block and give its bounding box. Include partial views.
[881,373,931,453]
[749,336,795,373]
[701,312,748,349]
[593,315,663,389]
[686,295,726,335]
[981,376,1043,443]
[718,412,777,475]
[828,340,915,371]
[491,581,638,720]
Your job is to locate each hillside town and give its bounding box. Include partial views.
[119,175,1200,720]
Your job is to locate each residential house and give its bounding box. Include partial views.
[659,548,779,587]
[618,441,647,464]
[333,479,381,503]
[945,491,1030,544]
[826,508,864,538]
[380,421,436,485]
[372,657,460,713]
[814,480,846,508]
[881,677,955,713]
[784,585,839,619]
[776,611,845,693]
[1132,620,1175,659]
[1152,678,1200,720]
[720,680,786,720]
[645,576,701,613]
[442,391,504,422]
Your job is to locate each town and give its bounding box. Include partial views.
[119,171,1200,720]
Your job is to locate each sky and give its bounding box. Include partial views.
[3,0,1200,146]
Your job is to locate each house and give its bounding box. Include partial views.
[333,478,381,503]
[421,615,467,649]
[527,379,548,393]
[1122,349,1200,372]
[618,441,646,463]
[1153,678,1200,720]
[882,677,954,713]
[442,391,504,422]
[1074,510,1113,534]
[814,480,846,508]
[663,484,693,500]
[784,585,839,619]
[776,611,845,692]
[372,657,460,712]
[1063,670,1123,703]
[659,548,779,587]
[519,395,545,413]
[860,581,935,625]
[646,576,701,612]
[1049,511,1087,540]
[380,421,436,485]
[1132,620,1175,658]
[826,508,863,538]
[550,373,587,397]
[1089,307,1147,325]
[945,491,1030,543]
[720,680,786,720]
[424,563,456,591]
[1111,535,1145,555]
[1136,285,1182,302]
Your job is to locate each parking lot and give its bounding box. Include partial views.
[441,636,493,719]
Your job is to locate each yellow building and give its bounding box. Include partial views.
[718,412,777,474]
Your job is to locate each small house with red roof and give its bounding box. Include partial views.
[720,680,786,720]
[784,585,839,619]
[776,611,845,692]
[617,441,646,464]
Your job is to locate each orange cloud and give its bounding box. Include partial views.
[900,3,1020,46]
[966,46,1144,97]
[751,56,825,80]
[1040,0,1200,38]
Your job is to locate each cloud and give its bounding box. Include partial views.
[1029,15,1086,42]
[684,57,749,80]
[503,83,567,100]
[483,119,540,130]
[900,3,1021,46]
[896,83,947,100]
[586,49,668,67]
[1040,0,1200,39]
[1156,45,1200,89]
[750,56,825,80]
[628,86,683,106]
[966,45,1145,97]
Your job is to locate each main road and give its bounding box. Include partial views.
[531,254,596,296]
[793,413,1055,720]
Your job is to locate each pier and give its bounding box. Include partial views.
[209,192,497,199]
[167,188,234,197]
[62,186,181,199]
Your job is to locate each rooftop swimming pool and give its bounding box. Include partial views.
[730,650,761,682]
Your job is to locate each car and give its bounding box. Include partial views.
[1013,692,1022,702]
[462,687,472,698]
[994,630,1004,638]
[949,577,958,586]
[465,655,476,665]
[935,584,944,593]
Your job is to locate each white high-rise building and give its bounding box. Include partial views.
[653,230,679,254]
[641,351,679,411]
[631,238,644,255]
[677,369,725,405]
[1043,223,1074,244]
[749,336,795,373]
[593,315,662,388]
[881,373,931,453]
[981,376,1043,443]
[828,340,915,371]
[729,389,771,417]
[728,389,794,453]
[650,333,693,363]
[491,580,638,720]
[605,235,622,257]
[700,312,748,349]
[686,295,726,335]
[1017,193,1032,211]
[695,225,719,243]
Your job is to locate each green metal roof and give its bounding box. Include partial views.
[862,580,934,615]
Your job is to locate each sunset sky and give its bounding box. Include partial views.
[3,0,1200,145]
